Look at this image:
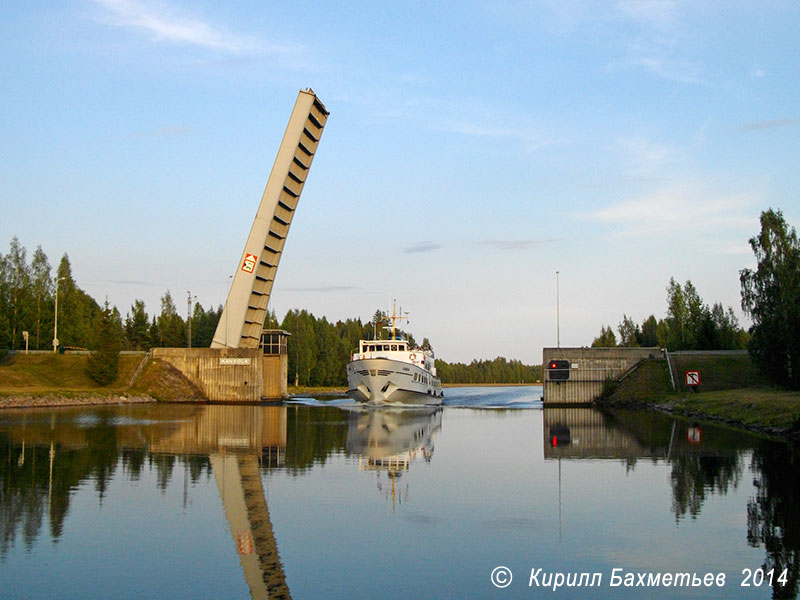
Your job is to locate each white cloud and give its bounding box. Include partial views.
[433,115,560,153]
[579,185,756,238]
[91,0,276,54]
[404,242,443,254]
[616,136,678,173]
[738,118,799,131]
[615,0,681,30]
[481,238,560,251]
[622,55,705,84]
[715,242,753,256]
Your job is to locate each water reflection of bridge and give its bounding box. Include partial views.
[3,405,291,600]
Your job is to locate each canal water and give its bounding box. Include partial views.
[1,386,798,599]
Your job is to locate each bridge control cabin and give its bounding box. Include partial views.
[260,329,291,398]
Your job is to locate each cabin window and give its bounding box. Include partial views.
[369,345,376,352]
[391,344,397,351]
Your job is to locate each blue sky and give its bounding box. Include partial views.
[2,1,798,364]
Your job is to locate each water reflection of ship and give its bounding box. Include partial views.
[346,407,442,472]
[2,405,291,600]
[345,407,442,511]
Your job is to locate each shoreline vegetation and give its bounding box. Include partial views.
[2,352,799,443]
[0,352,543,409]
[596,360,800,441]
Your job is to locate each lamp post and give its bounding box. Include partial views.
[53,276,65,353]
[186,291,196,349]
[225,275,233,348]
[556,271,560,348]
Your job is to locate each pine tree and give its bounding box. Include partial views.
[125,300,150,350]
[86,299,121,385]
[30,246,52,350]
[7,237,32,350]
[157,290,185,347]
[591,325,617,347]
[640,315,659,347]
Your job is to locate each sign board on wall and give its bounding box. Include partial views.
[220,357,252,366]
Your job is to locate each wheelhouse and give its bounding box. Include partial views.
[359,340,409,354]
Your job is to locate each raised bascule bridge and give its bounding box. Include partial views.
[152,89,328,402]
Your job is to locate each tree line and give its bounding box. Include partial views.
[591,208,799,390]
[5,206,796,389]
[278,309,543,386]
[434,357,542,384]
[591,277,749,351]
[0,237,224,353]
[2,244,540,386]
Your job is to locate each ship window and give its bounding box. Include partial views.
[369,345,376,352]
[391,344,397,351]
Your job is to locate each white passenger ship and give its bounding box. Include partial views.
[346,307,443,406]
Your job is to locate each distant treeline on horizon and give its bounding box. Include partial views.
[0,236,541,385]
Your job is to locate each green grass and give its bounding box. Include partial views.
[598,355,800,436]
[602,360,674,404]
[0,353,144,394]
[672,388,800,429]
[669,353,766,391]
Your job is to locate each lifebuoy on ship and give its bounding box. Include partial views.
[409,353,416,361]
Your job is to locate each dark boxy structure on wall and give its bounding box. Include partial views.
[542,347,663,405]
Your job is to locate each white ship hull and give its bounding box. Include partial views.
[346,358,443,406]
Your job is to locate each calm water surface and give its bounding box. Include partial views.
[1,386,798,599]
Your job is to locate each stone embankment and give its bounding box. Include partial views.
[0,394,157,409]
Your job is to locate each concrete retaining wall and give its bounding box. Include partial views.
[542,347,663,405]
[152,348,287,402]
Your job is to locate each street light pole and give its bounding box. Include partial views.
[186,291,196,349]
[53,276,65,353]
[556,271,560,348]
[225,275,233,348]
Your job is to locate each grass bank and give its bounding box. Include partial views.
[0,352,205,407]
[598,358,800,439]
[0,352,143,393]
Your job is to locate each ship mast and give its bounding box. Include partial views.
[385,299,409,341]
